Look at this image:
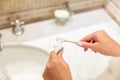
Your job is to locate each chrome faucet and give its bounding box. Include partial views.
[11,20,24,36]
[64,2,72,16]
[0,33,3,51]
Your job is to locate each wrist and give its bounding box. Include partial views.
[112,44,120,57]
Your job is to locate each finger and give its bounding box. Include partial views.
[43,68,47,75]
[42,69,47,80]
[84,48,88,52]
[58,50,68,65]
[91,49,97,53]
[80,33,94,42]
[50,51,57,59]
[82,42,94,48]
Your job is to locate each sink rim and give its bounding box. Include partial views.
[2,44,49,56]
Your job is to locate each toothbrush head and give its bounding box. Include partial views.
[56,38,65,43]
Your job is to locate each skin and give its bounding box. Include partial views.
[42,50,72,80]
[43,30,120,80]
[81,30,120,56]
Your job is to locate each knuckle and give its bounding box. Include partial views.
[94,30,106,37]
[96,30,105,34]
[52,59,58,64]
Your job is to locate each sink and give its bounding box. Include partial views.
[0,45,49,80]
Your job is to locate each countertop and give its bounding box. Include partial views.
[1,8,120,80]
[23,10,120,79]
[23,22,120,80]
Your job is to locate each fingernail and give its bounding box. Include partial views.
[92,50,97,53]
[77,42,83,47]
[94,51,97,53]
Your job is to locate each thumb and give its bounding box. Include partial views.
[50,51,57,59]
[81,42,93,48]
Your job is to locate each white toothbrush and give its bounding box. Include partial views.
[56,38,97,53]
[56,38,83,46]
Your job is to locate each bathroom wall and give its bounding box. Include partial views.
[0,0,68,15]
[105,0,120,25]
[0,0,105,29]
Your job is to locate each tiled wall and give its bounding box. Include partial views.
[0,0,68,15]
[0,0,105,29]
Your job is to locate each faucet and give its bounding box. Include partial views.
[64,2,72,16]
[0,33,3,51]
[11,20,24,36]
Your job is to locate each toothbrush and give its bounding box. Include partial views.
[56,38,97,53]
[56,38,83,46]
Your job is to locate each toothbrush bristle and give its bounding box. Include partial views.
[56,38,65,43]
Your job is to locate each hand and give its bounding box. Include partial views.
[42,50,72,80]
[80,30,120,56]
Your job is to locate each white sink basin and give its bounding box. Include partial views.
[0,45,49,80]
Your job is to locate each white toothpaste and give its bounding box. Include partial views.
[54,44,64,54]
[56,38,83,47]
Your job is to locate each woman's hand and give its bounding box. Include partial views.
[42,50,72,80]
[81,30,120,56]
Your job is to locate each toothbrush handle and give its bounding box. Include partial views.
[76,40,94,47]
